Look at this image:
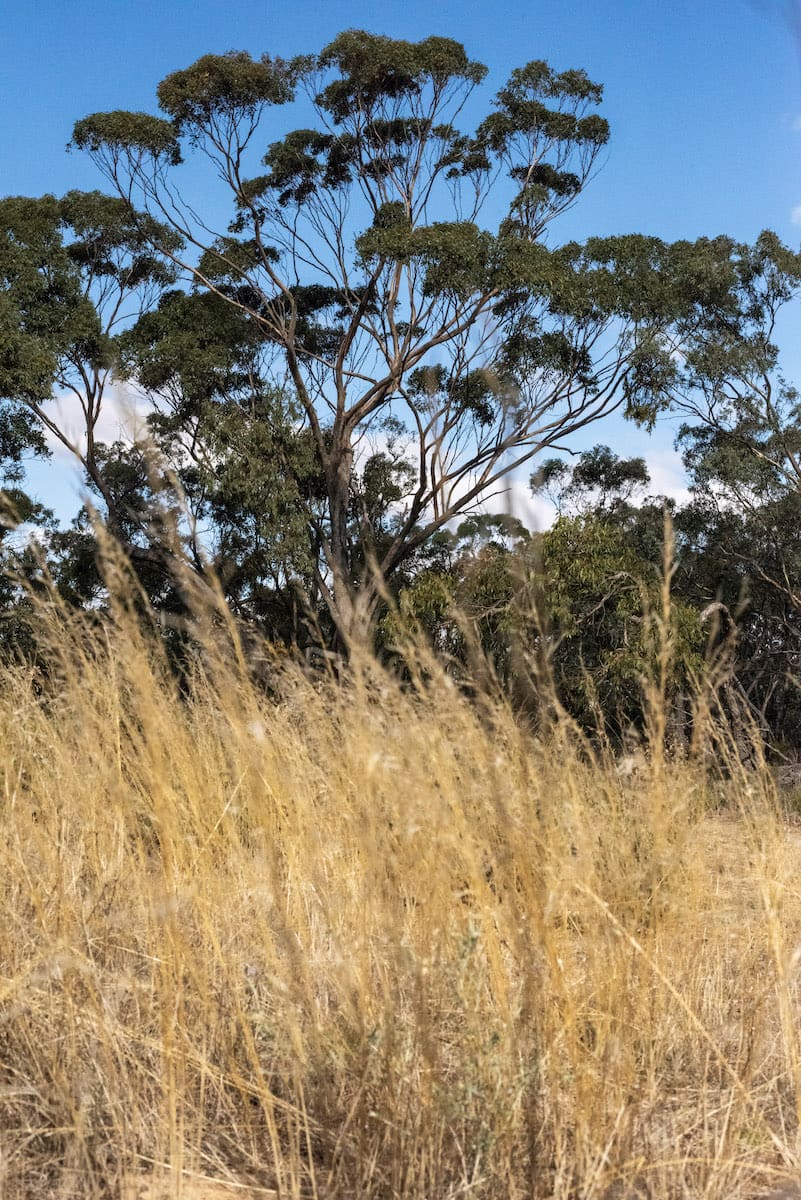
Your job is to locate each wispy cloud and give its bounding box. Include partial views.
[791,204,801,225]
[44,380,151,463]
[644,447,692,508]
[473,475,556,531]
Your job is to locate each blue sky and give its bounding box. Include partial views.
[3,0,801,520]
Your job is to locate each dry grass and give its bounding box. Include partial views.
[1,597,801,1198]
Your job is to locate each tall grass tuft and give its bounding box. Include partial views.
[1,569,801,1198]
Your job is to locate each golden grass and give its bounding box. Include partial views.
[1,599,801,1198]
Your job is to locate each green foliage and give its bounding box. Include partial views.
[0,25,792,717]
[72,112,182,164]
[156,52,294,129]
[384,514,531,674]
[67,28,759,654]
[314,31,487,122]
[534,444,649,514]
[118,288,262,404]
[0,191,180,410]
[0,195,100,402]
[531,448,703,735]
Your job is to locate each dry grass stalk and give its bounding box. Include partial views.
[0,582,800,1199]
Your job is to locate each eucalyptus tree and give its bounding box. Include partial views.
[67,30,749,647]
[675,231,801,511]
[118,287,327,639]
[0,190,183,580]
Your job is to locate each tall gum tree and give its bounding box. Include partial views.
[69,31,764,647]
[0,191,186,584]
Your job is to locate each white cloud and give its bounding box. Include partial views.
[431,443,692,536]
[21,381,156,521]
[471,445,691,531]
[791,203,801,225]
[642,446,692,507]
[44,380,152,464]
[471,475,556,530]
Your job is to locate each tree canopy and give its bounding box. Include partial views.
[0,30,800,747]
[59,30,782,646]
